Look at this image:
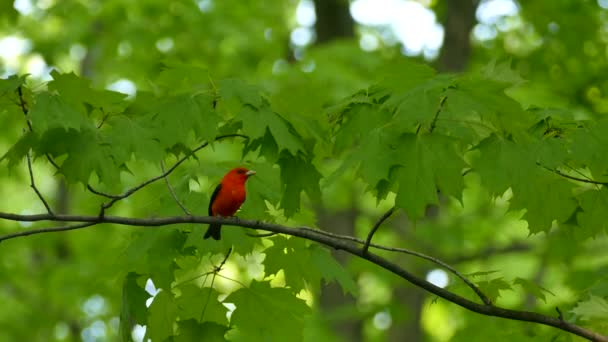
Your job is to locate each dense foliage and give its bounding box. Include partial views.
[1,1,608,341]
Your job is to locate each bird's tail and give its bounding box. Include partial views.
[204,223,222,240]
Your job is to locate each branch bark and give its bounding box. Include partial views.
[0,212,605,341]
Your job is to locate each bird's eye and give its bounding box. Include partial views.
[237,169,246,174]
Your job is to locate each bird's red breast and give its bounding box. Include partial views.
[210,167,255,217]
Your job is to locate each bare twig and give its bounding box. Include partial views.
[0,212,604,340]
[214,247,233,273]
[0,222,96,241]
[96,109,110,129]
[86,185,121,199]
[429,95,447,133]
[201,247,232,322]
[26,152,54,215]
[17,85,33,131]
[362,206,395,254]
[538,163,608,186]
[160,160,191,215]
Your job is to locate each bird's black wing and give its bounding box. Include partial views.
[208,183,222,215]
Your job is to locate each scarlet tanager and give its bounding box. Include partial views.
[203,167,256,240]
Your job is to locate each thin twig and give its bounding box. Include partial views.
[362,207,395,254]
[201,247,232,322]
[538,163,608,186]
[556,307,563,321]
[429,95,447,133]
[17,85,33,131]
[160,160,191,215]
[214,247,233,273]
[86,185,122,199]
[96,109,110,129]
[26,152,54,215]
[0,222,96,241]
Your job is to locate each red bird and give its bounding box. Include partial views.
[204,167,256,240]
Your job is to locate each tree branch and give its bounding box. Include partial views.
[362,207,394,254]
[26,151,54,215]
[0,212,604,340]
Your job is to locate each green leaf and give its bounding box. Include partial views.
[145,290,177,341]
[218,78,263,111]
[176,320,228,342]
[264,237,356,295]
[576,188,608,236]
[395,133,466,221]
[278,151,322,217]
[570,119,608,181]
[0,131,37,169]
[47,71,127,112]
[308,244,357,295]
[225,280,310,341]
[103,115,164,164]
[472,135,576,233]
[239,105,304,154]
[119,273,149,342]
[476,278,512,303]
[264,236,315,292]
[571,295,608,321]
[147,93,220,148]
[513,277,554,303]
[176,285,228,325]
[0,74,26,93]
[29,92,86,133]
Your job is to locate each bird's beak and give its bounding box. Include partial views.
[246,170,256,177]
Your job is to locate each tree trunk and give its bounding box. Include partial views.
[313,0,354,44]
[437,0,478,72]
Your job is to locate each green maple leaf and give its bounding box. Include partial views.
[472,135,576,233]
[264,236,314,292]
[239,104,304,154]
[395,133,466,221]
[308,244,357,295]
[570,119,608,181]
[29,92,85,133]
[119,273,149,342]
[0,74,26,92]
[225,280,310,341]
[264,237,356,294]
[0,131,37,169]
[513,277,554,303]
[176,320,228,342]
[47,70,126,112]
[34,127,119,185]
[103,115,164,164]
[176,285,228,325]
[476,278,512,303]
[576,188,608,237]
[146,93,220,148]
[387,75,455,130]
[145,290,177,341]
[278,150,322,217]
[571,295,608,321]
[218,78,263,112]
